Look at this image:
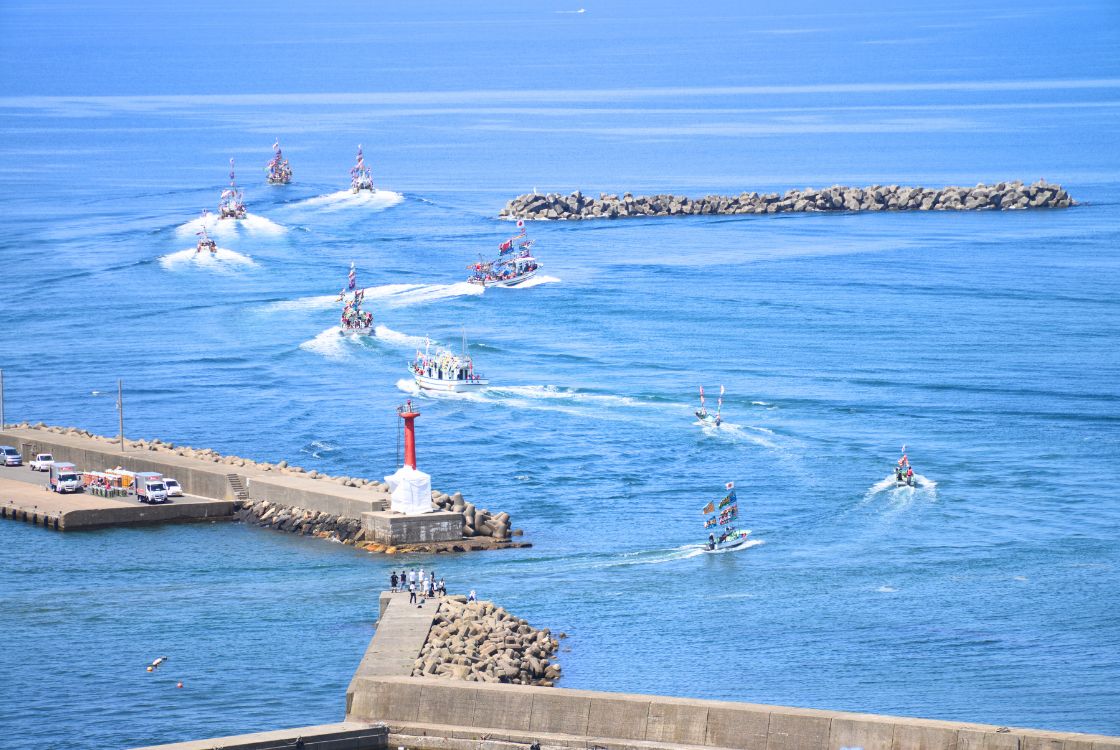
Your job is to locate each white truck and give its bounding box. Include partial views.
[29,453,54,471]
[48,463,82,493]
[133,471,169,504]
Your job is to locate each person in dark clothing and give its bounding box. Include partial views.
[408,582,417,604]
[390,571,399,592]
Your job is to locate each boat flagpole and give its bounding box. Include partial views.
[699,385,706,411]
[717,385,724,420]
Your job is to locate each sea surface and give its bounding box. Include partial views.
[1,1,1119,747]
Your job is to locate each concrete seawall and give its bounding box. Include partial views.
[499,180,1075,220]
[129,722,387,750]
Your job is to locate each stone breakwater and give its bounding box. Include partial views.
[498,179,1075,220]
[412,596,562,686]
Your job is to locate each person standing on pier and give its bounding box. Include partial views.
[390,571,398,592]
[468,589,476,603]
[408,581,417,604]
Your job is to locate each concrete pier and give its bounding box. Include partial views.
[129,722,387,750]
[0,472,233,531]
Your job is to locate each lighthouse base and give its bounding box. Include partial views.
[362,510,463,545]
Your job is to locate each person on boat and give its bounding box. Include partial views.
[708,532,716,551]
[906,466,914,485]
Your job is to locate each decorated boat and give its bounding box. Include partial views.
[408,334,489,392]
[218,158,247,220]
[350,144,374,193]
[195,226,217,255]
[467,220,542,287]
[338,263,373,335]
[893,446,916,487]
[266,139,292,184]
[695,385,724,426]
[702,482,751,552]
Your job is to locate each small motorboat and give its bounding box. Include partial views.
[195,226,217,255]
[218,158,247,219]
[892,446,917,487]
[266,139,292,185]
[695,385,724,426]
[700,482,750,553]
[409,333,489,392]
[467,220,542,287]
[350,144,375,193]
[338,262,373,336]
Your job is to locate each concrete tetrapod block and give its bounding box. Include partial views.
[472,684,534,732]
[645,699,710,745]
[417,682,479,728]
[705,705,771,750]
[892,722,959,750]
[830,717,895,750]
[529,691,591,736]
[586,696,650,741]
[766,712,831,750]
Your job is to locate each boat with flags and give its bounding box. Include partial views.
[218,158,247,220]
[409,333,489,392]
[195,226,217,255]
[893,446,916,487]
[701,481,750,552]
[467,220,542,287]
[266,139,292,184]
[350,144,375,193]
[338,262,373,336]
[695,385,724,426]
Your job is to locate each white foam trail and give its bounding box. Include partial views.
[508,274,561,289]
[695,420,778,448]
[159,246,257,271]
[291,189,404,212]
[751,401,771,406]
[374,324,430,349]
[699,539,765,555]
[176,212,285,236]
[877,585,898,593]
[492,384,649,409]
[299,327,349,360]
[383,281,484,306]
[264,282,481,313]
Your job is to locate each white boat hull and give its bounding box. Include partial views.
[468,266,539,288]
[703,530,750,553]
[340,325,372,337]
[413,373,489,392]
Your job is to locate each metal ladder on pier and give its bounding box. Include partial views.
[226,474,249,501]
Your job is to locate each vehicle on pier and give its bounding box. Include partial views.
[350,144,375,193]
[409,334,489,392]
[338,262,373,336]
[265,139,292,184]
[29,453,54,471]
[195,226,217,255]
[2,446,24,466]
[695,385,724,427]
[133,471,169,504]
[163,477,183,497]
[701,481,750,553]
[218,158,247,219]
[49,462,82,493]
[467,220,542,288]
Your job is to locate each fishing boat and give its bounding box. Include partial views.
[408,334,489,392]
[695,385,724,426]
[195,226,217,255]
[701,482,751,552]
[218,158,247,220]
[467,220,542,288]
[338,263,373,335]
[350,144,375,193]
[266,139,292,184]
[893,446,916,487]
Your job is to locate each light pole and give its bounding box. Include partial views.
[116,379,124,452]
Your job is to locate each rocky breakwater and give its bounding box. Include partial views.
[499,180,1075,220]
[412,596,562,686]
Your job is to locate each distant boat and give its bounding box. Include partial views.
[338,262,373,336]
[409,333,489,392]
[350,144,375,193]
[266,139,292,185]
[695,385,724,426]
[467,220,542,287]
[702,481,750,552]
[892,445,917,487]
[195,226,217,255]
[218,158,247,220]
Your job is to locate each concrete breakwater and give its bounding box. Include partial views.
[498,179,1075,220]
[412,595,562,686]
[0,424,521,552]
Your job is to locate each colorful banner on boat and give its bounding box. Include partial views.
[704,516,718,528]
[718,504,738,525]
[719,490,736,508]
[701,500,715,514]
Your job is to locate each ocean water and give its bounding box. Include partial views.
[2,0,1119,747]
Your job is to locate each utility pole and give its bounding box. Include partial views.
[0,368,5,430]
[117,379,124,453]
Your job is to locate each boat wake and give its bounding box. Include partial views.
[299,327,349,360]
[593,539,764,568]
[508,275,561,289]
[159,247,257,271]
[373,324,430,349]
[289,189,404,212]
[176,212,286,236]
[865,473,937,498]
[264,282,482,313]
[395,380,678,418]
[701,538,765,555]
[694,420,780,448]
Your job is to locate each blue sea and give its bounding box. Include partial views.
[1,1,1119,747]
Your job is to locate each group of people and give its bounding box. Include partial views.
[410,352,480,382]
[390,568,447,603]
[895,453,916,485]
[340,301,373,331]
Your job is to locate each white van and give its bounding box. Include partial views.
[0,446,21,466]
[163,478,183,497]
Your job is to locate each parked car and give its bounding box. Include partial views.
[29,453,55,471]
[49,463,82,493]
[0,446,22,466]
[163,478,183,497]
